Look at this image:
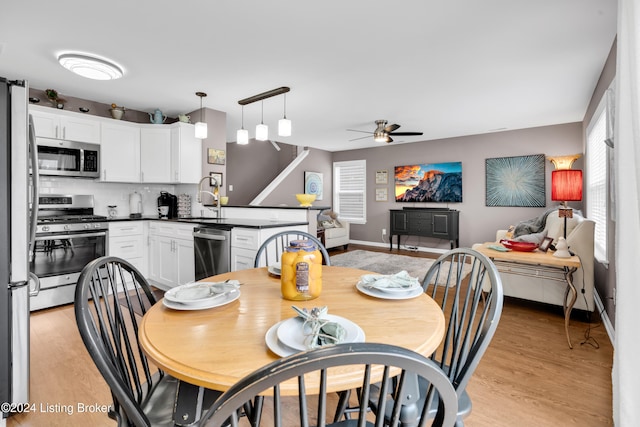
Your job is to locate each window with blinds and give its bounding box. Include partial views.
[333,160,366,224]
[586,94,609,263]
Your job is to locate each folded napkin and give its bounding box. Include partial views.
[292,306,346,349]
[487,244,510,252]
[357,270,420,290]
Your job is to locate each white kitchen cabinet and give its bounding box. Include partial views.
[170,123,202,184]
[141,126,172,183]
[108,221,147,276]
[230,225,307,271]
[30,106,101,143]
[148,222,195,289]
[101,121,141,182]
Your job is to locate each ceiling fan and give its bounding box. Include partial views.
[347,120,424,143]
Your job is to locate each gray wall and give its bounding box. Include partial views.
[332,124,584,249]
[226,142,332,207]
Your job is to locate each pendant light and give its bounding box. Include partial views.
[278,93,291,137]
[237,105,249,145]
[256,101,268,141]
[195,92,208,139]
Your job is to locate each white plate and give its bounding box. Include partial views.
[265,319,365,357]
[276,314,362,351]
[267,265,281,276]
[356,282,424,300]
[162,289,240,310]
[164,281,239,306]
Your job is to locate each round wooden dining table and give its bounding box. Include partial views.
[139,266,445,394]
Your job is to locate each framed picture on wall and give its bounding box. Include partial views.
[208,148,226,165]
[375,187,388,202]
[209,172,223,187]
[485,154,545,207]
[304,171,323,200]
[375,170,388,184]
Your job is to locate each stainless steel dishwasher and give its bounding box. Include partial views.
[193,226,232,280]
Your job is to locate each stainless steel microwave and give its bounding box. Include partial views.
[36,139,100,178]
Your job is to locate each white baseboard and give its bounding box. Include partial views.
[347,239,448,255]
[594,290,615,346]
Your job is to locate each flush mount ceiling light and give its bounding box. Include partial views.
[195,92,208,139]
[58,53,123,80]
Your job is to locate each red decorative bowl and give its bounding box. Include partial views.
[499,239,539,252]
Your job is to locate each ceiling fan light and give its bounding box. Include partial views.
[256,123,268,141]
[195,122,208,139]
[58,53,123,80]
[278,118,291,137]
[237,128,249,145]
[374,132,387,143]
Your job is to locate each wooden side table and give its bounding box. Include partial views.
[475,242,581,348]
[316,228,325,246]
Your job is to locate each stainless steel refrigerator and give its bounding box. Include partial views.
[1,77,39,420]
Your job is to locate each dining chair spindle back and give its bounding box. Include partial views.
[199,342,458,427]
[254,230,331,268]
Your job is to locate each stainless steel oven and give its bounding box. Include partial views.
[29,195,107,311]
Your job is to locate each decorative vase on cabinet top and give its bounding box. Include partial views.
[148,109,167,124]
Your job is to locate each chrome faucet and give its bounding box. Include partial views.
[197,175,221,218]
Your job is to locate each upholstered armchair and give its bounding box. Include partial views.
[317,210,350,250]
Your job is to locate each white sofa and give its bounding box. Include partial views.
[322,220,350,250]
[474,210,595,312]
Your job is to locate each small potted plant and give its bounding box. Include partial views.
[45,89,66,109]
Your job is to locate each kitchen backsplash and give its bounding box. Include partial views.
[39,177,213,218]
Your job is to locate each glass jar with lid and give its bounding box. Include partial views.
[280,239,322,300]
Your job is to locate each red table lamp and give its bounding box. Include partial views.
[551,169,583,239]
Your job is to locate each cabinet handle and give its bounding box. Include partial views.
[236,236,250,241]
[141,171,144,181]
[175,171,179,181]
[120,245,135,249]
[103,170,107,180]
[62,127,66,139]
[55,125,59,139]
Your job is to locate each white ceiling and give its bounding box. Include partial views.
[0,1,617,152]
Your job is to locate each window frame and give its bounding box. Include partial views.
[332,160,367,224]
[585,84,613,264]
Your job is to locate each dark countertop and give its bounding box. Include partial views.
[106,216,308,229]
[206,204,331,211]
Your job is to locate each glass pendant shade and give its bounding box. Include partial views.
[256,123,268,141]
[237,128,249,145]
[278,118,291,137]
[195,122,208,139]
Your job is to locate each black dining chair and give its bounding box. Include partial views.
[363,248,504,427]
[199,342,458,427]
[74,256,221,427]
[253,230,331,268]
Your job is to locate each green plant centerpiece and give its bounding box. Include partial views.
[45,89,66,108]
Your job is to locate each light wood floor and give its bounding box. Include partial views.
[8,244,613,426]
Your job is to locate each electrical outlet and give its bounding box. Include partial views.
[382,228,387,235]
[229,185,233,191]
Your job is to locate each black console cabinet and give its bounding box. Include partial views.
[389,208,459,250]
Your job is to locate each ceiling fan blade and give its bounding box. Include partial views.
[388,131,423,136]
[385,136,393,143]
[384,123,401,133]
[349,135,373,141]
[346,129,374,134]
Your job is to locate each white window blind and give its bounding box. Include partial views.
[586,98,608,263]
[333,160,366,224]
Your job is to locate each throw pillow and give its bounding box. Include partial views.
[330,219,342,228]
[545,210,582,243]
[320,220,336,229]
[513,230,548,245]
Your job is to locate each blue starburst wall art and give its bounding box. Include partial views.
[485,154,546,207]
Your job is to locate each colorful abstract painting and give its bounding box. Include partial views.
[485,154,546,207]
[394,162,462,203]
